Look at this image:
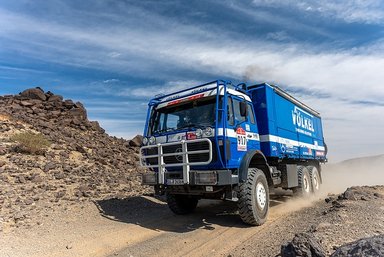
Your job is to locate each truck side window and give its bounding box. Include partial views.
[233,98,246,123]
[247,104,255,124]
[227,97,234,126]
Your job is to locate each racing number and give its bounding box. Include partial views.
[236,127,247,151]
[237,134,247,151]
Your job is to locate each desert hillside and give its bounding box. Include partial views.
[0,87,150,231]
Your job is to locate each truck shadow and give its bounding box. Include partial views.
[95,192,293,233]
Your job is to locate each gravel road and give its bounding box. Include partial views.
[1,182,383,257]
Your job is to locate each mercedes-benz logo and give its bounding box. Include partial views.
[175,148,183,162]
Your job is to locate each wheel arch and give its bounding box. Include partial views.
[239,150,273,186]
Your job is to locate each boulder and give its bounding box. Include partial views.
[281,233,326,257]
[47,94,63,102]
[69,105,87,120]
[20,88,46,101]
[129,135,143,147]
[63,99,74,108]
[331,235,384,257]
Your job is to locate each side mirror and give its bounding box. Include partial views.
[240,101,248,117]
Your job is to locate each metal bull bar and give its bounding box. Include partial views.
[140,138,213,184]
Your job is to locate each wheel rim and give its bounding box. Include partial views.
[256,182,267,209]
[312,170,320,191]
[303,174,311,193]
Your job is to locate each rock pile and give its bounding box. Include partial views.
[330,235,384,257]
[0,87,149,230]
[280,186,384,257]
[2,87,103,133]
[281,232,326,257]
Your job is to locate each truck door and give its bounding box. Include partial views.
[226,95,260,167]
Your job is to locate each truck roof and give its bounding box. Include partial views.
[247,83,321,117]
[148,80,321,117]
[150,80,251,108]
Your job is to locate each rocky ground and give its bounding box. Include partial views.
[274,185,384,257]
[0,88,151,231]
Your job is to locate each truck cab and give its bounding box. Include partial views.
[141,80,327,225]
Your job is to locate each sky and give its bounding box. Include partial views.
[1,0,384,162]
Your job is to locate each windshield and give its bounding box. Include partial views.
[150,96,216,135]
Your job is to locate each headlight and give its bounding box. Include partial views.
[204,127,213,137]
[195,129,203,137]
[149,136,156,145]
[142,137,149,145]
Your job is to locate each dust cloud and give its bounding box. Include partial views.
[269,155,384,217]
[321,154,384,195]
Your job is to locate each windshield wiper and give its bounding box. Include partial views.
[177,124,206,130]
[153,127,176,134]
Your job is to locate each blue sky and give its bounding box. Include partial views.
[1,0,384,161]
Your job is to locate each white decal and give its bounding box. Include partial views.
[260,134,325,151]
[292,106,315,136]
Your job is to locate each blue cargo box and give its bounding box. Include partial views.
[247,83,326,161]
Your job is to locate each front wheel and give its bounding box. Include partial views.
[166,193,198,215]
[238,168,269,226]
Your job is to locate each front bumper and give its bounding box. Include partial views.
[141,170,238,186]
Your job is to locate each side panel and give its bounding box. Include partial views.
[251,84,326,161]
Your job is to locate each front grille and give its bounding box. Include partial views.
[141,139,213,167]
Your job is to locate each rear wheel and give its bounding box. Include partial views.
[292,166,312,197]
[308,166,321,194]
[166,193,198,215]
[238,168,269,226]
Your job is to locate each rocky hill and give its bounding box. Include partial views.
[0,87,149,230]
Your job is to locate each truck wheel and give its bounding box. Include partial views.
[166,193,198,215]
[238,168,269,226]
[308,166,321,194]
[292,166,312,197]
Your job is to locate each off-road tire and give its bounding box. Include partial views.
[166,193,198,215]
[308,166,321,194]
[292,166,312,197]
[237,168,269,226]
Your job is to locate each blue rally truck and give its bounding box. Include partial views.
[140,80,327,225]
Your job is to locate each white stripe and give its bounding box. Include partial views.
[260,134,325,151]
[217,128,260,141]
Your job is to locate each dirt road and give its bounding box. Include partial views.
[1,167,383,257]
[1,187,384,257]
[1,191,313,257]
[101,192,309,257]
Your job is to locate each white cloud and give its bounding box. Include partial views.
[107,52,121,58]
[252,0,384,24]
[266,31,290,41]
[1,3,384,161]
[122,80,204,98]
[93,118,145,140]
[103,79,119,84]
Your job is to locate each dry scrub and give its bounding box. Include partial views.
[10,132,51,155]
